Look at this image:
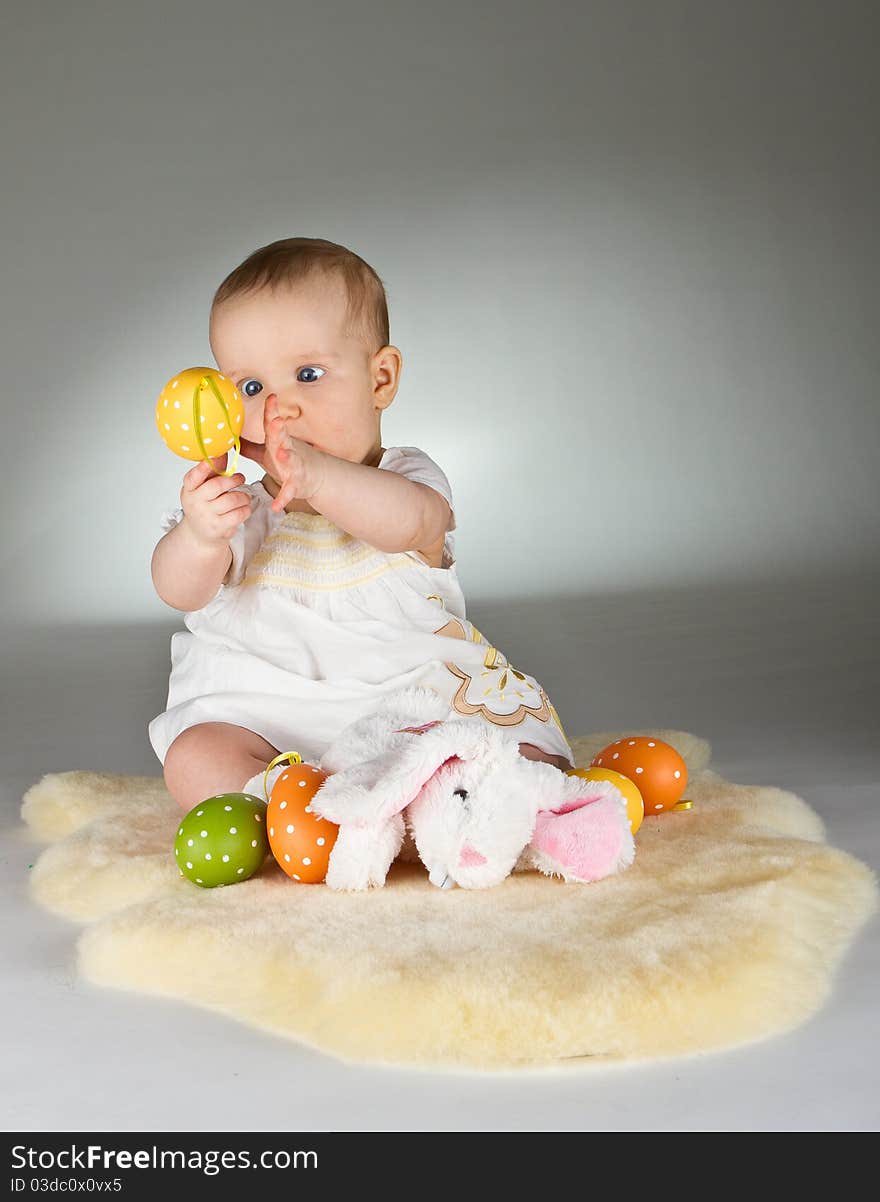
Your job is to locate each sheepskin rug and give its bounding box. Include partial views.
[21,727,877,1072]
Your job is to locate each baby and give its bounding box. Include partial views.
[149,236,575,812]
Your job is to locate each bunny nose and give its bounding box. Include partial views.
[458,843,487,868]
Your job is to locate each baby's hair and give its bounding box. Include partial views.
[210,236,390,357]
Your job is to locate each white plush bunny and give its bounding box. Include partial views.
[311,686,635,891]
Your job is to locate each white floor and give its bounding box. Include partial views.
[2,568,878,1132]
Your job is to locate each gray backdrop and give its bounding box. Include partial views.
[1,0,877,626]
[3,1,879,1132]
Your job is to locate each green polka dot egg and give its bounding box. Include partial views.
[174,793,269,888]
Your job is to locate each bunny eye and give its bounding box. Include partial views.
[453,788,469,804]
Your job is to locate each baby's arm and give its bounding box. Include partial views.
[309,455,447,553]
[153,457,250,611]
[266,397,448,550]
[151,519,232,612]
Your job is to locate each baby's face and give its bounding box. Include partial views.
[209,276,397,466]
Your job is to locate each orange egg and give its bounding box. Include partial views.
[266,761,338,883]
[590,736,687,815]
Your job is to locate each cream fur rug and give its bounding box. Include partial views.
[21,728,877,1072]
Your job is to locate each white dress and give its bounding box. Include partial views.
[148,446,575,769]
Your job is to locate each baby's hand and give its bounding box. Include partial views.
[179,455,251,548]
[263,396,327,512]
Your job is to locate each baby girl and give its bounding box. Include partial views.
[149,236,575,811]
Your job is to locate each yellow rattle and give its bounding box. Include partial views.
[155,367,244,477]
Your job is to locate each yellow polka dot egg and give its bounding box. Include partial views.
[156,367,244,462]
[174,793,269,888]
[267,760,338,883]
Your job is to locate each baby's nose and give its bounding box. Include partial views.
[267,395,301,420]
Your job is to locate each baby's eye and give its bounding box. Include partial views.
[296,366,326,384]
[239,378,263,399]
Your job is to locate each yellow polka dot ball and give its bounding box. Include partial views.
[156,367,244,463]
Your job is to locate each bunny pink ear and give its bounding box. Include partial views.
[529,781,635,884]
[311,721,491,827]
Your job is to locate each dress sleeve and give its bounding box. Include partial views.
[379,446,457,570]
[159,505,184,535]
[158,482,266,592]
[379,446,456,531]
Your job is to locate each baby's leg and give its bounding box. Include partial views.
[164,722,280,812]
[518,742,571,772]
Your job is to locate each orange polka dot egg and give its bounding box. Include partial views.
[266,758,338,883]
[590,736,688,816]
